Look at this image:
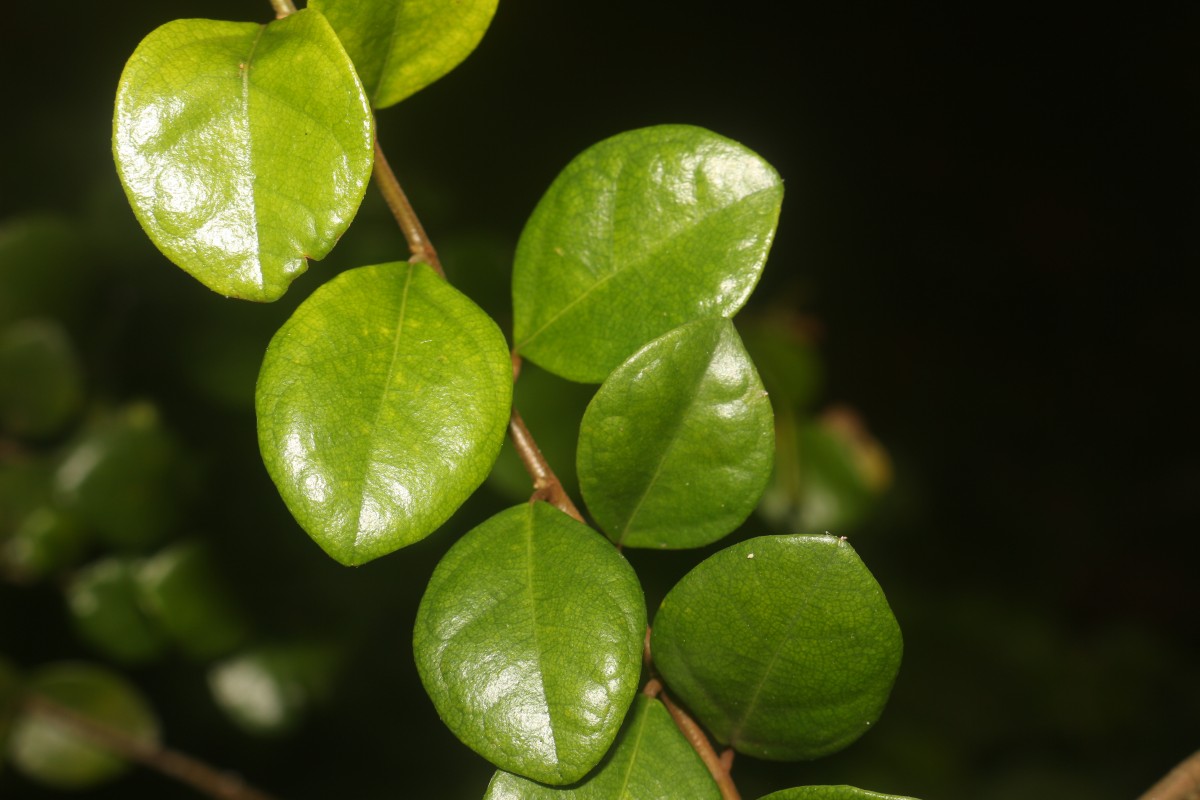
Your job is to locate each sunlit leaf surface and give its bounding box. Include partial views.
[113,10,373,300]
[578,318,773,548]
[484,696,721,799]
[257,262,512,565]
[512,125,782,383]
[312,0,498,108]
[415,503,645,784]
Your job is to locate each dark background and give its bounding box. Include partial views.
[2,3,1198,799]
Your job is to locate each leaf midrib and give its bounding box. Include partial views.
[350,265,415,549]
[515,185,775,352]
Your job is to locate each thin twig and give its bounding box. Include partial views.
[373,138,444,277]
[508,407,584,522]
[21,693,277,800]
[1139,750,1200,800]
[268,0,296,19]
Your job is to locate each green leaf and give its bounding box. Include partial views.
[54,403,188,551]
[7,662,159,790]
[66,557,169,665]
[0,657,19,763]
[0,215,89,327]
[414,503,646,785]
[113,9,374,301]
[759,412,890,535]
[512,125,783,383]
[650,535,902,761]
[137,541,251,661]
[759,788,921,800]
[1,507,89,582]
[311,0,498,108]
[256,261,512,565]
[484,695,721,799]
[208,642,340,736]
[0,320,84,439]
[578,318,773,549]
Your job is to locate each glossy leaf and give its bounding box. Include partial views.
[651,535,902,760]
[208,643,339,736]
[0,320,84,439]
[137,541,251,661]
[54,403,187,551]
[578,318,773,549]
[257,262,512,565]
[512,125,783,383]
[414,503,646,785]
[66,557,168,664]
[311,0,498,108]
[113,9,374,301]
[484,695,721,799]
[760,788,921,800]
[7,663,158,790]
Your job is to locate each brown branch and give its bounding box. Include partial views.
[373,138,444,277]
[508,406,584,522]
[1139,750,1200,800]
[22,693,278,800]
[648,685,740,800]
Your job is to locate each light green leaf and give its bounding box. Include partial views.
[113,9,374,301]
[651,535,902,761]
[311,0,498,108]
[759,788,921,800]
[578,318,773,549]
[8,662,159,790]
[484,695,721,799]
[256,262,512,565]
[414,503,646,785]
[512,125,783,383]
[66,557,169,664]
[137,541,251,661]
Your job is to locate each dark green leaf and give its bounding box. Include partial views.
[137,541,251,660]
[256,262,512,565]
[0,657,19,763]
[414,503,646,784]
[0,216,89,327]
[311,0,498,108]
[578,318,773,549]
[484,695,721,799]
[651,535,902,760]
[1,508,88,582]
[512,125,783,383]
[759,787,921,800]
[66,557,168,664]
[54,403,187,551]
[7,662,158,790]
[0,320,84,438]
[759,412,890,535]
[113,9,374,301]
[208,643,339,736]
